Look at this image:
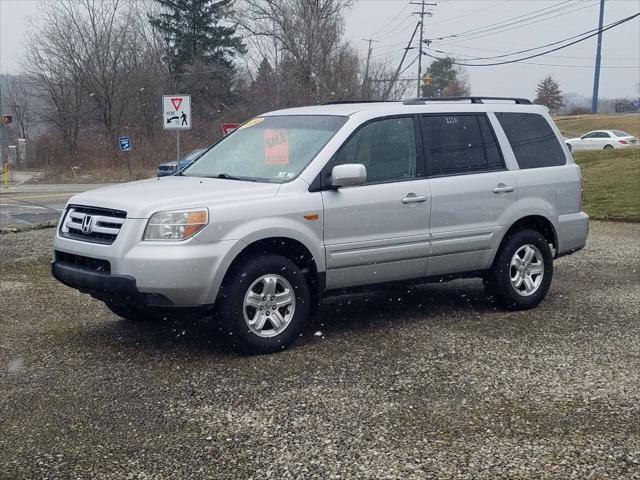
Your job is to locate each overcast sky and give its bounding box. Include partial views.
[1,0,639,99]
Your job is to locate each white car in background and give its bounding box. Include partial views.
[565,130,639,151]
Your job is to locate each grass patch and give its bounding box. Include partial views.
[554,114,640,139]
[573,148,640,222]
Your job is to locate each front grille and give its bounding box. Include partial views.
[59,205,126,245]
[55,250,111,274]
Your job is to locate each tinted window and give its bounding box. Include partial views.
[478,115,504,170]
[582,132,599,139]
[421,114,504,176]
[333,117,417,184]
[594,132,611,138]
[612,130,630,137]
[496,112,566,169]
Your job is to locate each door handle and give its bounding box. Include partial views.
[493,185,515,194]
[402,194,427,204]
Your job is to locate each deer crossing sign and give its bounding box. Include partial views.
[163,95,191,130]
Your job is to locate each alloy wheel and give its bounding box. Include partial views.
[509,244,544,296]
[243,274,296,338]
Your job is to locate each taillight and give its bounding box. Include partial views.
[619,140,628,145]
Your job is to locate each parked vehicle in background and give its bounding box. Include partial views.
[157,148,206,177]
[565,130,639,151]
[52,97,589,355]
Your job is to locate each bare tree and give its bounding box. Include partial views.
[240,0,357,105]
[23,13,85,158]
[2,75,35,139]
[30,0,160,172]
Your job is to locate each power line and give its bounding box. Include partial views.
[424,12,640,67]
[427,47,638,68]
[371,2,411,40]
[431,0,600,47]
[382,22,421,100]
[426,0,510,27]
[429,18,611,62]
[426,42,639,61]
[429,0,578,42]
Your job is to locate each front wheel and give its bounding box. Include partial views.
[217,254,310,354]
[485,229,553,310]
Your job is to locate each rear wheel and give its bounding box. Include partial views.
[485,229,553,310]
[604,144,614,150]
[218,254,310,354]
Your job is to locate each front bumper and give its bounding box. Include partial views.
[52,218,239,306]
[51,260,216,316]
[52,259,167,305]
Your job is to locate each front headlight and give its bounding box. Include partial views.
[143,208,208,241]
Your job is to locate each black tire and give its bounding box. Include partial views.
[217,254,310,354]
[485,229,553,310]
[604,144,614,150]
[105,302,159,322]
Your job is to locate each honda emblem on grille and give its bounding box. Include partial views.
[81,215,94,234]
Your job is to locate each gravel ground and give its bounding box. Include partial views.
[1,222,639,479]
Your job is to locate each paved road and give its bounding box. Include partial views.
[1,221,639,479]
[0,184,107,227]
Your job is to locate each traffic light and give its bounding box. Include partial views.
[1,115,12,126]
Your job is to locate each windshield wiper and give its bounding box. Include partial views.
[208,173,258,182]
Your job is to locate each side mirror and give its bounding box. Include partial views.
[331,164,367,188]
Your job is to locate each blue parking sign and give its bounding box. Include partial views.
[119,136,132,152]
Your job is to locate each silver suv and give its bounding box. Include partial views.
[52,97,589,354]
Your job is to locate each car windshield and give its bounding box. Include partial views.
[611,130,631,137]
[182,149,205,162]
[183,115,347,182]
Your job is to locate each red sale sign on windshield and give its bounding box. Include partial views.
[264,129,289,165]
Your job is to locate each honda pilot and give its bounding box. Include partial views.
[52,97,589,354]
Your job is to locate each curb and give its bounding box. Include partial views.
[0,220,58,234]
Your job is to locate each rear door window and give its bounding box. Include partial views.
[420,114,505,176]
[496,112,566,169]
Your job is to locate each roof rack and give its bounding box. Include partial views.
[402,96,532,105]
[322,100,396,105]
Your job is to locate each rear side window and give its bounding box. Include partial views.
[421,114,505,176]
[612,130,631,137]
[496,112,566,169]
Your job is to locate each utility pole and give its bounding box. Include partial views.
[361,38,379,99]
[411,1,437,97]
[383,22,420,101]
[0,81,4,173]
[591,0,606,113]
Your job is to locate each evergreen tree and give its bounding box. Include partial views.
[149,0,245,75]
[255,57,274,87]
[534,76,564,112]
[420,57,470,98]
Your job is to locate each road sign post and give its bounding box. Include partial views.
[163,95,191,163]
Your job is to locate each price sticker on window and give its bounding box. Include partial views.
[264,129,289,165]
